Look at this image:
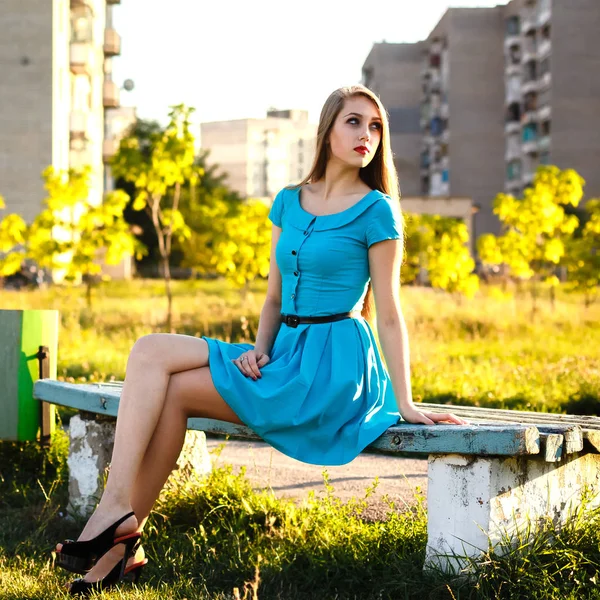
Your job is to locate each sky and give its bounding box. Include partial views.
[112,0,507,127]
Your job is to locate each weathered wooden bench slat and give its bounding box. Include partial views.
[34,380,544,457]
[424,403,600,430]
[539,432,564,462]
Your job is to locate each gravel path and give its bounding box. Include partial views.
[206,438,428,520]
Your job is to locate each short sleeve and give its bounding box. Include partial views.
[366,197,404,248]
[268,188,286,227]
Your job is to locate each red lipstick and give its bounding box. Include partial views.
[354,146,369,155]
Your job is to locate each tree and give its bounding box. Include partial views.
[111,105,198,329]
[181,197,271,293]
[477,166,583,312]
[425,215,479,299]
[563,198,600,307]
[401,213,479,299]
[25,166,146,307]
[0,195,28,278]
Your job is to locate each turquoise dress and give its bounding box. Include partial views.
[203,185,404,466]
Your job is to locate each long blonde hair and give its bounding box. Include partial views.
[292,85,403,321]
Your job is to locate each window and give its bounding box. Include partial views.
[507,160,522,180]
[540,151,551,165]
[524,92,537,112]
[539,57,551,76]
[508,44,521,65]
[71,7,93,43]
[523,123,538,142]
[506,16,520,36]
[524,60,537,82]
[506,102,521,122]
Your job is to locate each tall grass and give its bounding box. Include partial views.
[0,280,598,413]
[1,432,600,599]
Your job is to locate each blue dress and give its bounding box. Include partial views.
[203,185,404,466]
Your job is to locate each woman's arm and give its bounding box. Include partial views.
[368,239,466,426]
[253,225,283,357]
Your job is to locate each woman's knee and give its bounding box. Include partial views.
[128,333,165,368]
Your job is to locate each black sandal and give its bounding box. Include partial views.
[56,511,137,574]
[67,533,141,597]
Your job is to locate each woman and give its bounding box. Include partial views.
[55,84,466,595]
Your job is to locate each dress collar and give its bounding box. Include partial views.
[287,186,385,231]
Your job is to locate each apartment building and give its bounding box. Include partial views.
[0,0,124,223]
[362,0,600,237]
[200,110,317,200]
[503,0,600,199]
[362,42,425,197]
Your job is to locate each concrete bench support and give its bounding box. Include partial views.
[425,452,600,571]
[67,413,212,517]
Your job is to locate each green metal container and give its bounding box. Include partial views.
[0,309,58,441]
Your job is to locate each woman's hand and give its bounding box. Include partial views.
[232,349,270,380]
[400,405,469,426]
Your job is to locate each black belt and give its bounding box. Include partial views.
[281,312,359,328]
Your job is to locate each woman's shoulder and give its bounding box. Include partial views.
[365,190,400,216]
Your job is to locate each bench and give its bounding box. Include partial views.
[33,378,600,573]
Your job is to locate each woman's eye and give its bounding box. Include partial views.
[371,123,382,130]
[347,118,358,125]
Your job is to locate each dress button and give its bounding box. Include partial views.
[294,271,299,277]
[303,231,308,235]
[291,294,295,299]
[291,250,297,255]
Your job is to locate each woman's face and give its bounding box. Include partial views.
[327,95,383,169]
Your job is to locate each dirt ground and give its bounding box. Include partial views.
[206,438,429,521]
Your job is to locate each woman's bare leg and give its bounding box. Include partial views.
[57,333,242,581]
[130,365,242,522]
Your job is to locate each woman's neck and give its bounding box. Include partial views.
[313,162,365,201]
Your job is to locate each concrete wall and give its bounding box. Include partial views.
[363,43,424,196]
[0,0,63,223]
[445,8,507,236]
[550,0,600,202]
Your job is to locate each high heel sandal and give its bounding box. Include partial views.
[121,537,148,584]
[56,511,137,574]
[67,533,142,597]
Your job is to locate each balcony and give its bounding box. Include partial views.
[70,42,93,76]
[521,42,537,64]
[522,79,539,95]
[522,170,536,186]
[70,148,92,170]
[104,29,121,56]
[505,137,521,161]
[538,135,551,152]
[504,35,521,53]
[537,38,551,60]
[521,11,537,34]
[539,71,552,89]
[538,5,551,27]
[522,139,538,155]
[537,104,551,121]
[69,111,88,139]
[505,120,521,135]
[103,81,120,109]
[506,63,522,78]
[103,138,119,163]
[505,180,522,195]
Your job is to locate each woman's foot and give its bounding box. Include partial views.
[65,535,143,596]
[55,502,138,555]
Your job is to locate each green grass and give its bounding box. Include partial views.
[0,279,598,413]
[1,432,600,599]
